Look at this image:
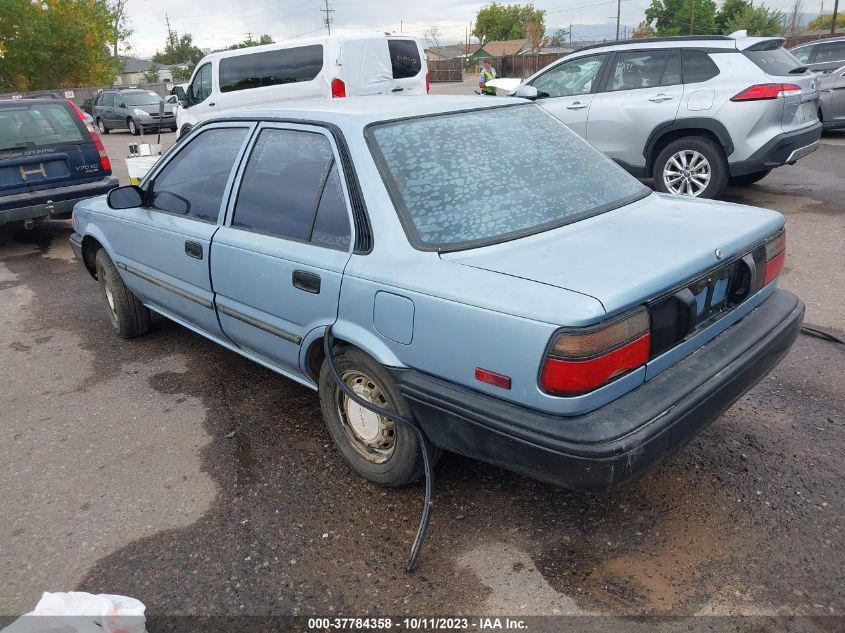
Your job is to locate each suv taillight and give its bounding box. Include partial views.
[731,83,801,101]
[540,309,650,396]
[331,78,346,98]
[67,99,112,174]
[763,230,786,285]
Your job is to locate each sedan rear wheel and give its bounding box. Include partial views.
[653,136,727,199]
[319,347,435,487]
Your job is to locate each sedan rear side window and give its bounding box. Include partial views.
[150,127,249,222]
[368,105,647,249]
[232,129,350,248]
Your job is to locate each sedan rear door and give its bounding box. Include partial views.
[210,124,354,379]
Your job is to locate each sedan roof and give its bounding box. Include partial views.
[212,95,525,128]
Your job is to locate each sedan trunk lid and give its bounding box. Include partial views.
[441,193,784,318]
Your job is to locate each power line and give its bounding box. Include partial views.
[321,0,335,35]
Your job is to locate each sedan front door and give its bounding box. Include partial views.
[529,53,608,138]
[106,124,254,338]
[211,124,354,379]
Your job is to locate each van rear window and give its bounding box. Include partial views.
[0,103,84,151]
[219,45,324,93]
[388,40,422,79]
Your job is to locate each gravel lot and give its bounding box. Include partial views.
[1,98,842,629]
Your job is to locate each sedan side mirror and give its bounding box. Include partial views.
[107,185,144,209]
[511,85,540,100]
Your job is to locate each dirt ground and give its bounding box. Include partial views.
[1,112,842,631]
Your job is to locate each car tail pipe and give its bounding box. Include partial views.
[322,324,435,573]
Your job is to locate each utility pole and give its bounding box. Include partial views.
[570,24,573,44]
[690,0,697,34]
[400,20,403,34]
[321,0,334,35]
[615,0,622,39]
[832,0,840,33]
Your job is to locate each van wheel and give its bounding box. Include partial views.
[729,170,772,187]
[97,118,109,134]
[94,249,150,339]
[319,347,435,487]
[127,118,139,135]
[653,136,728,199]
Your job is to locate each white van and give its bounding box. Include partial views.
[175,33,428,136]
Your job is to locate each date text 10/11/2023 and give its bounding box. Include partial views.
[307,617,528,630]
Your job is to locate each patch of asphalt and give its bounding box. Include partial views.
[0,223,215,615]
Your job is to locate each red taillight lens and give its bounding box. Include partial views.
[731,83,801,101]
[331,78,346,98]
[67,99,112,175]
[763,231,786,285]
[540,309,650,396]
[425,72,430,94]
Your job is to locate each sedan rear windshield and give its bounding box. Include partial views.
[367,105,648,250]
[0,102,84,151]
[743,43,806,75]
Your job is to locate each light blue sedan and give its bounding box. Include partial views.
[70,96,804,491]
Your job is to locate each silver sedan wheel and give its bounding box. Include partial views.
[337,370,396,464]
[663,150,711,197]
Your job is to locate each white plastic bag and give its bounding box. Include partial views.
[2,592,146,633]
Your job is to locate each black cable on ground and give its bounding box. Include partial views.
[800,326,845,346]
[323,325,434,573]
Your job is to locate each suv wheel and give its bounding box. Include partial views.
[97,118,109,134]
[653,136,728,199]
[127,118,139,135]
[318,347,435,487]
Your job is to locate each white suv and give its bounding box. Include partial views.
[515,34,822,197]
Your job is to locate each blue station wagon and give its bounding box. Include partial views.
[70,96,804,491]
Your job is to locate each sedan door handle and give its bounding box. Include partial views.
[649,94,674,103]
[184,241,203,259]
[292,270,321,294]
[565,101,589,110]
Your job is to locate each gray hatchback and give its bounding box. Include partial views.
[92,89,176,136]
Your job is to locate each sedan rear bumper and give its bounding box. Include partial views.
[393,289,804,492]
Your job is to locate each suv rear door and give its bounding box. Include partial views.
[739,39,820,132]
[586,48,683,171]
[0,100,104,202]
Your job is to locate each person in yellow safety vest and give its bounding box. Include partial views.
[478,59,497,96]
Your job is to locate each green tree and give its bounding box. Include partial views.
[108,0,133,57]
[631,20,656,37]
[807,13,845,30]
[723,3,783,35]
[644,0,717,35]
[229,34,273,49]
[715,0,748,31]
[152,30,203,67]
[0,0,120,91]
[141,62,161,83]
[171,66,193,82]
[473,3,546,45]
